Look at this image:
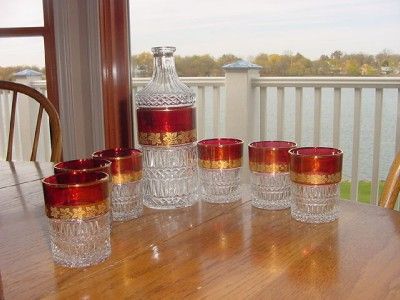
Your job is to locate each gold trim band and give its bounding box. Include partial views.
[112,171,143,184]
[46,199,109,220]
[199,158,242,169]
[290,172,342,185]
[249,162,289,173]
[139,129,196,146]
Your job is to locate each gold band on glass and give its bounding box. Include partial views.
[199,158,242,169]
[290,172,342,185]
[112,171,143,184]
[46,199,109,220]
[249,162,289,173]
[138,129,196,146]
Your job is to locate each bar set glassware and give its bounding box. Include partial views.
[197,138,243,203]
[249,141,296,210]
[40,46,343,269]
[197,140,342,224]
[136,46,198,209]
[43,149,144,268]
[42,170,111,268]
[92,148,143,221]
[289,147,343,223]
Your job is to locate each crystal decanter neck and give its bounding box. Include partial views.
[135,46,195,108]
[152,47,179,82]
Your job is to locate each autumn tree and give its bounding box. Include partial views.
[287,53,312,75]
[215,54,240,75]
[330,50,343,61]
[175,55,217,76]
[343,59,361,75]
[361,64,378,75]
[311,55,331,75]
[253,54,269,75]
[376,49,400,68]
[132,52,153,76]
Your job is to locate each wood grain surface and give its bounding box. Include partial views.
[1,162,400,299]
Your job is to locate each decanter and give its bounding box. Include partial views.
[136,46,198,209]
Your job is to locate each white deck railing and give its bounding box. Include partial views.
[252,77,400,205]
[2,76,400,207]
[133,76,400,206]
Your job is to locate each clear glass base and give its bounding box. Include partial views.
[199,167,241,204]
[48,213,111,268]
[250,172,291,210]
[141,143,198,209]
[291,183,339,223]
[111,180,143,221]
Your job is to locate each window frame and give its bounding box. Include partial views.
[99,0,133,148]
[0,0,59,112]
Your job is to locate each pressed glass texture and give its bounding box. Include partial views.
[136,47,198,209]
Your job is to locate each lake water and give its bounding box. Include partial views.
[202,87,399,181]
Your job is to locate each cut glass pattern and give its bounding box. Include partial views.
[250,172,291,210]
[291,183,339,223]
[111,180,143,221]
[49,213,111,268]
[199,168,241,203]
[142,143,198,209]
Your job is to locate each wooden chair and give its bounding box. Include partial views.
[379,151,400,209]
[0,80,62,162]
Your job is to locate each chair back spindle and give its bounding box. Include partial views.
[0,80,62,162]
[6,91,18,161]
[31,106,45,161]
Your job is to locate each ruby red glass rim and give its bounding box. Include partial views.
[137,107,195,133]
[42,171,109,188]
[54,158,111,172]
[198,138,243,147]
[249,141,297,150]
[92,148,142,160]
[138,107,194,113]
[289,147,343,158]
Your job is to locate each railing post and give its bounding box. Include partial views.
[223,60,261,183]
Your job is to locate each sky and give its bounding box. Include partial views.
[130,0,400,59]
[0,0,399,67]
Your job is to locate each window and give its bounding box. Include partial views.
[0,0,59,111]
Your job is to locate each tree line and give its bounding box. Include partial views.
[1,50,399,80]
[132,50,400,77]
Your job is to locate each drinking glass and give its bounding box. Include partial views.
[93,148,143,221]
[249,141,297,210]
[54,158,112,175]
[289,147,343,223]
[198,138,243,203]
[42,171,111,267]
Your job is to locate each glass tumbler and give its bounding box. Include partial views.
[42,171,111,268]
[289,147,343,223]
[93,148,143,221]
[198,138,243,203]
[249,141,297,210]
[54,158,112,175]
[54,158,112,221]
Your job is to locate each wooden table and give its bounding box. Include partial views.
[1,161,400,299]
